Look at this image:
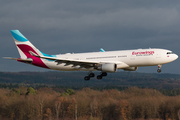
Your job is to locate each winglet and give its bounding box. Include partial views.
[100,48,105,52]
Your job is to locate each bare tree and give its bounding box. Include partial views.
[54,97,62,119]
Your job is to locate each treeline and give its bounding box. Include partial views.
[0,87,180,120]
[1,71,180,89]
[54,86,180,96]
[1,83,180,96]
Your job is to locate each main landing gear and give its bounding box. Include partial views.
[157,65,162,73]
[84,72,107,80]
[97,72,107,80]
[84,72,95,81]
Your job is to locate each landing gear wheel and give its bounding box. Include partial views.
[89,73,95,77]
[84,76,90,81]
[157,69,161,73]
[101,72,107,76]
[157,65,162,73]
[97,75,102,80]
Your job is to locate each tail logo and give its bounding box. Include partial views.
[11,30,28,42]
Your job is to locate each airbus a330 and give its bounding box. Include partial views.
[4,30,178,80]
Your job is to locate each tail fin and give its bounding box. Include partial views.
[11,30,42,59]
[10,30,50,68]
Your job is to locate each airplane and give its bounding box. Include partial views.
[4,30,178,80]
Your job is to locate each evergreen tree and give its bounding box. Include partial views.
[26,87,36,95]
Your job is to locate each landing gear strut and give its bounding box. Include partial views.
[157,65,162,73]
[84,72,95,81]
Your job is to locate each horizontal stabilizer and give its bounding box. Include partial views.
[3,57,33,62]
[3,57,19,60]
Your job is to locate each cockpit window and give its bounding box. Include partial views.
[167,52,173,54]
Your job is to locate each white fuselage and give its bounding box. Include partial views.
[42,48,178,71]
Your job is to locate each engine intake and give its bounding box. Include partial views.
[98,63,117,72]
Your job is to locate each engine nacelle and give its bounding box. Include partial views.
[98,63,117,72]
[123,67,138,71]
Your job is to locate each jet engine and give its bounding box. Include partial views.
[123,67,138,71]
[98,63,117,72]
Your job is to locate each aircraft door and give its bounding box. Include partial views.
[130,53,136,60]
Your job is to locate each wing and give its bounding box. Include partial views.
[29,51,100,69]
[55,58,100,69]
[30,51,126,70]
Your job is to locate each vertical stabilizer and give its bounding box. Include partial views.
[11,30,42,59]
[10,30,49,68]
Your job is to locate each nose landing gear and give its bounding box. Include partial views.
[157,65,162,73]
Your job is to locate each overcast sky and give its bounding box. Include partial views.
[1,0,180,74]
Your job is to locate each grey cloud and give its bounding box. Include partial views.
[0,0,180,74]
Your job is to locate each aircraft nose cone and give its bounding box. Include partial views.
[172,54,178,61]
[175,54,178,60]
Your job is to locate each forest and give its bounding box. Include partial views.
[0,86,180,120]
[1,71,180,120]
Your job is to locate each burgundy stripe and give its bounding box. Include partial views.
[17,44,49,69]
